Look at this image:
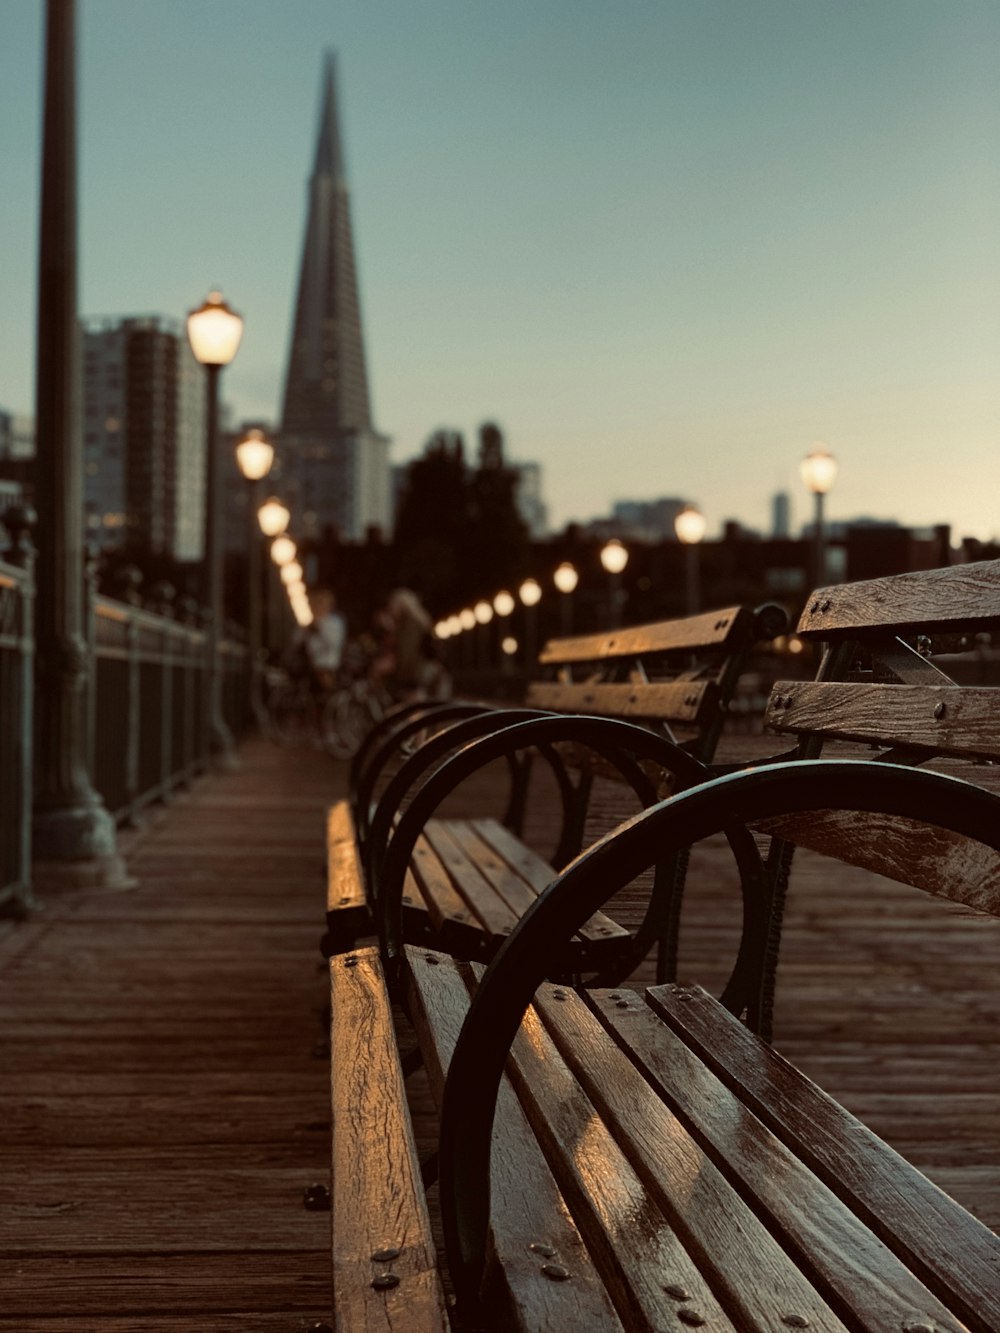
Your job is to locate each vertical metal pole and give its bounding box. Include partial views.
[203,365,237,767]
[3,509,37,914]
[32,0,125,888]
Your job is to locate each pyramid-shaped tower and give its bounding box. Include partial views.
[279,53,390,539]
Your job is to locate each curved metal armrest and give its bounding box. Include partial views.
[356,701,503,843]
[438,758,1000,1309]
[349,698,462,806]
[366,708,560,887]
[377,714,717,966]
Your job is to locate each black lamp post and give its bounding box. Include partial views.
[674,505,707,614]
[552,562,578,636]
[800,446,838,589]
[186,291,244,768]
[32,0,125,890]
[600,539,628,629]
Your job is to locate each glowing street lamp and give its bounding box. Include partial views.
[258,497,290,537]
[493,590,516,617]
[270,535,297,567]
[474,600,494,624]
[187,289,244,768]
[459,608,476,631]
[800,445,838,586]
[280,560,303,586]
[600,539,629,628]
[675,505,707,614]
[518,578,542,607]
[235,427,274,481]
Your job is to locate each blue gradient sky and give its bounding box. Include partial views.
[2,1,998,536]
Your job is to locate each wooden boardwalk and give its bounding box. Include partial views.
[1,734,997,1328]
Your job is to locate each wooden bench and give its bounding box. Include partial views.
[325,603,786,973]
[327,560,1000,1331]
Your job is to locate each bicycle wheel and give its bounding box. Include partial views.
[267,683,311,746]
[322,688,376,759]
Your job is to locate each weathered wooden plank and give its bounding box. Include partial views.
[471,818,631,950]
[527,679,712,724]
[526,985,848,1331]
[420,820,518,943]
[409,829,482,953]
[537,607,749,664]
[797,559,1000,637]
[751,807,1000,915]
[591,989,969,1331]
[647,983,1000,1333]
[0,1252,326,1317]
[404,949,626,1331]
[329,948,449,1332]
[766,680,1000,760]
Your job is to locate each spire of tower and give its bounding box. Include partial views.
[313,50,346,183]
[280,50,372,438]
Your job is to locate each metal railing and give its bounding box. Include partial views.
[89,596,250,824]
[0,549,34,913]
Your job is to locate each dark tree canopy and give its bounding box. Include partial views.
[392,423,530,613]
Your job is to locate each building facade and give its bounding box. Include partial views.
[278,53,390,540]
[82,316,205,559]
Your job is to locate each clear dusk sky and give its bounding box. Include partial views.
[1,1,998,538]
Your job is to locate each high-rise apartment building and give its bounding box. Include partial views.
[82,316,205,559]
[279,53,390,540]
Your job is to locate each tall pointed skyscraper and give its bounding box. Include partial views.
[280,53,390,539]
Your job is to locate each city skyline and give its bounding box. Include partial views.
[1,1,998,538]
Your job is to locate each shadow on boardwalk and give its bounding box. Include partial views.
[1,735,997,1328]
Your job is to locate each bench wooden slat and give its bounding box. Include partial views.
[410,832,483,954]
[537,607,750,664]
[527,679,713,724]
[766,681,1000,761]
[592,988,969,1331]
[329,949,448,1332]
[456,810,634,959]
[325,802,372,950]
[404,950,627,1331]
[420,821,519,946]
[797,560,1000,638]
[750,809,1000,916]
[646,983,1000,1333]
[470,818,631,950]
[526,985,849,1332]
[504,989,743,1329]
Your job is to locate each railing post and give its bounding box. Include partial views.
[2,508,38,915]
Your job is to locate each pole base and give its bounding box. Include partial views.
[31,854,136,896]
[32,801,134,893]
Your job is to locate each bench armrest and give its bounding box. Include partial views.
[438,757,1000,1307]
[377,714,738,979]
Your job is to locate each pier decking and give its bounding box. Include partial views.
[1,736,997,1328]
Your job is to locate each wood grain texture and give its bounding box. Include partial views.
[537,607,749,664]
[329,949,449,1332]
[766,680,1000,760]
[594,990,968,1331]
[797,559,1000,637]
[403,950,626,1331]
[647,983,1000,1333]
[752,808,1000,915]
[529,986,849,1332]
[527,679,712,724]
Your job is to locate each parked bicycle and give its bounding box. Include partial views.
[264,644,390,759]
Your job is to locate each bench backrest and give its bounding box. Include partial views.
[760,559,1000,917]
[527,603,785,761]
